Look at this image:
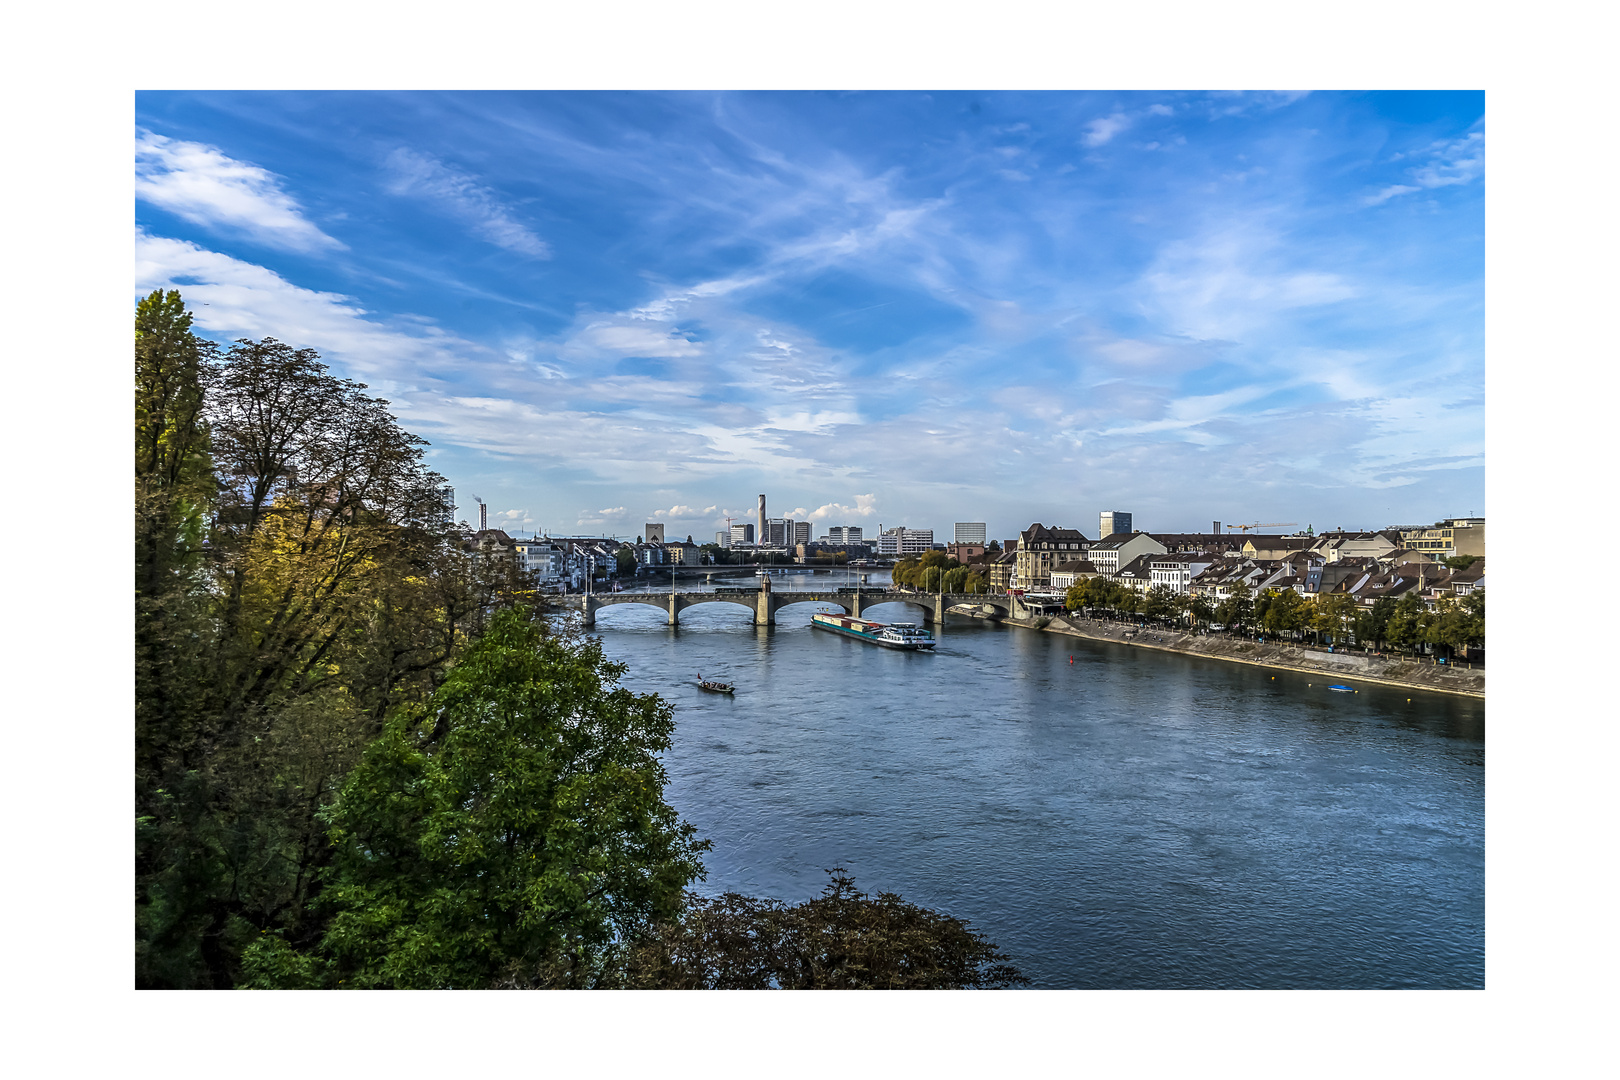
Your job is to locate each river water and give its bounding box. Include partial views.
[586,571,1485,989]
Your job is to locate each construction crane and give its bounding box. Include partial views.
[1224,521,1298,533]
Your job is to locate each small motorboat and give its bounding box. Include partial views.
[1328,684,1355,693]
[697,674,734,694]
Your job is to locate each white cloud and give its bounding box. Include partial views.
[1147,104,1174,117]
[575,506,627,527]
[135,129,345,253]
[1083,113,1132,147]
[385,148,551,258]
[1365,129,1484,206]
[1363,184,1421,206]
[806,494,877,521]
[1411,131,1484,189]
[134,230,480,388]
[583,323,703,356]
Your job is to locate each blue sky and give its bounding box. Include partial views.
[134,91,1483,542]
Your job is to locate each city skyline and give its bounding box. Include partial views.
[135,91,1483,541]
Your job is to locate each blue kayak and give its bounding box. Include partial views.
[1328,685,1354,693]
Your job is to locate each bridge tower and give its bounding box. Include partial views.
[755,571,774,626]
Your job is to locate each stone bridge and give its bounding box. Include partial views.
[569,587,1018,627]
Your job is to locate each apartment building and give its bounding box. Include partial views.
[1015,523,1090,589]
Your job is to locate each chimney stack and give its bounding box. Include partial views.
[758,493,766,539]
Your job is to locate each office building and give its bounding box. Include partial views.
[877,527,934,555]
[826,525,863,542]
[644,522,665,544]
[954,522,987,545]
[1099,511,1133,539]
[730,522,755,545]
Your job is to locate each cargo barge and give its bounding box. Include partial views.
[811,612,935,650]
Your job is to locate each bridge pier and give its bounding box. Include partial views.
[668,594,679,626]
[581,595,598,627]
[756,590,774,626]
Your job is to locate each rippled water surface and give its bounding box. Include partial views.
[585,574,1484,989]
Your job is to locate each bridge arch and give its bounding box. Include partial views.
[858,597,939,624]
[672,597,766,621]
[772,597,852,616]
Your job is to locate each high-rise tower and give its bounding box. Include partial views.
[1099,510,1132,538]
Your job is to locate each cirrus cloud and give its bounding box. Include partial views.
[385,148,551,258]
[136,129,345,253]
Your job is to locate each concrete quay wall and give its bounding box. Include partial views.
[998,614,1485,699]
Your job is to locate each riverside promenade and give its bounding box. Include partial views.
[1003,612,1485,698]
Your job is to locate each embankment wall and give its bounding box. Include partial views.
[998,613,1484,698]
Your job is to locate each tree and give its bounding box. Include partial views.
[1215,583,1254,634]
[1443,555,1478,571]
[1355,595,1397,651]
[135,289,218,789]
[1313,593,1358,646]
[616,544,637,576]
[1260,588,1307,639]
[622,870,1029,989]
[1424,590,1484,659]
[1385,593,1426,656]
[138,304,503,989]
[1142,585,1176,622]
[255,608,710,989]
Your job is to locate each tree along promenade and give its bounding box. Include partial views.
[999,611,1485,699]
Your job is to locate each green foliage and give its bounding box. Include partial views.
[1384,592,1427,654]
[623,871,1029,989]
[1215,583,1254,632]
[1142,585,1177,622]
[1258,588,1307,636]
[240,934,331,989]
[1312,593,1357,644]
[136,294,520,988]
[1443,555,1479,571]
[893,552,965,589]
[1423,589,1485,656]
[616,544,636,576]
[1064,575,1137,614]
[314,608,709,989]
[1354,595,1397,649]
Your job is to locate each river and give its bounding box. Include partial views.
[585,570,1485,989]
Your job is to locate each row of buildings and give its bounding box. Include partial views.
[982,515,1485,615]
